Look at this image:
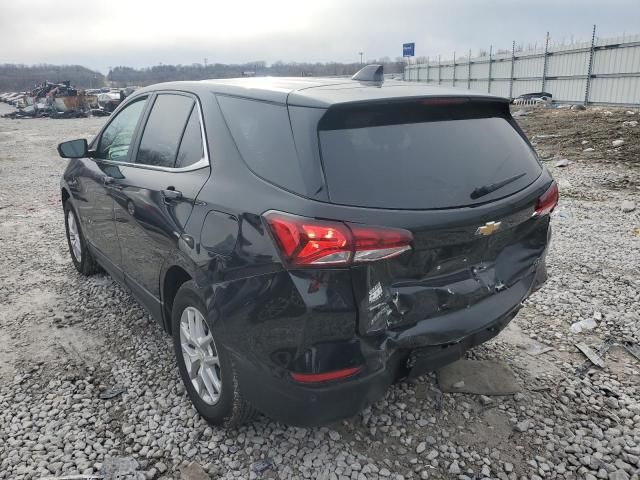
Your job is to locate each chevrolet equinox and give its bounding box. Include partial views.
[58,67,557,427]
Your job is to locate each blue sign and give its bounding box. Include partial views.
[403,43,415,57]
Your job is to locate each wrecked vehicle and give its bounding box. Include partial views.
[57,66,557,427]
[97,87,138,113]
[1,92,23,103]
[39,81,99,113]
[97,91,122,112]
[513,91,553,105]
[9,94,29,108]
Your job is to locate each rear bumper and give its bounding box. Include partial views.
[213,232,548,426]
[235,352,401,426]
[405,303,519,378]
[235,300,521,426]
[233,265,540,426]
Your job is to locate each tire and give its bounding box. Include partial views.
[172,280,256,427]
[63,200,99,276]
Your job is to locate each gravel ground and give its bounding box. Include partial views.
[0,102,639,480]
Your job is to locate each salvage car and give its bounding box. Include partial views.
[57,66,558,427]
[512,91,553,105]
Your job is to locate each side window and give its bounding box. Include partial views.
[217,95,304,193]
[96,98,148,161]
[136,94,194,168]
[175,108,204,168]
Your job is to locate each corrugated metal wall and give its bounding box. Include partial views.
[404,31,640,106]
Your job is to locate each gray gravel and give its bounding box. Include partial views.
[0,103,639,479]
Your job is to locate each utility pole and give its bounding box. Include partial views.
[358,52,363,66]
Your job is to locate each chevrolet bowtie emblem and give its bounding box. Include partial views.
[476,221,502,236]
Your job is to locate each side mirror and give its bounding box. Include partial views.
[57,139,89,158]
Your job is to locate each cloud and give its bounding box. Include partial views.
[1,0,638,72]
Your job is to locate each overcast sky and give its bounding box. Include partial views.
[1,0,639,73]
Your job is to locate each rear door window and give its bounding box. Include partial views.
[136,94,194,168]
[318,100,541,209]
[175,108,204,168]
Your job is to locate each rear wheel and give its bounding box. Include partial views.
[64,201,99,276]
[172,280,256,427]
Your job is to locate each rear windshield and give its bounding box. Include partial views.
[318,100,541,209]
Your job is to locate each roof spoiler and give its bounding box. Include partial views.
[352,64,384,83]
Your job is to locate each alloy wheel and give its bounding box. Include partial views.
[179,306,222,405]
[67,210,82,262]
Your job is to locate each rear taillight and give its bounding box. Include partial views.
[290,366,362,384]
[264,211,413,266]
[534,181,559,216]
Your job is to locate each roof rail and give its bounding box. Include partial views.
[352,64,384,83]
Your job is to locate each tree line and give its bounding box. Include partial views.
[0,64,106,92]
[1,58,407,92]
[108,58,406,87]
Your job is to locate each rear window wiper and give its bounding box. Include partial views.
[470,172,526,199]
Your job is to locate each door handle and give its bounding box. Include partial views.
[162,189,183,201]
[103,176,123,190]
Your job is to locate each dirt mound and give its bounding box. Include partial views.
[515,106,640,166]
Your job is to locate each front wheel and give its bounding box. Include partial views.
[172,280,256,427]
[64,201,99,276]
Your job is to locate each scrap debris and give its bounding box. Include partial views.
[1,81,137,119]
[98,386,127,400]
[252,457,274,474]
[623,341,640,361]
[575,342,607,369]
[525,344,554,356]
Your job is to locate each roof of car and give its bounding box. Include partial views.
[137,76,506,108]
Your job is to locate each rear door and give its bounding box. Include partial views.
[314,98,550,336]
[111,92,210,318]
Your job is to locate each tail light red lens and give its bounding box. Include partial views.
[291,366,362,384]
[264,211,413,266]
[350,224,413,262]
[534,181,559,216]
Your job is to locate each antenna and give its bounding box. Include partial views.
[352,64,384,83]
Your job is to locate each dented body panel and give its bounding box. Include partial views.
[354,205,550,336]
[61,79,555,426]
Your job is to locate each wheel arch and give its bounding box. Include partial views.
[161,264,194,334]
[61,186,70,204]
